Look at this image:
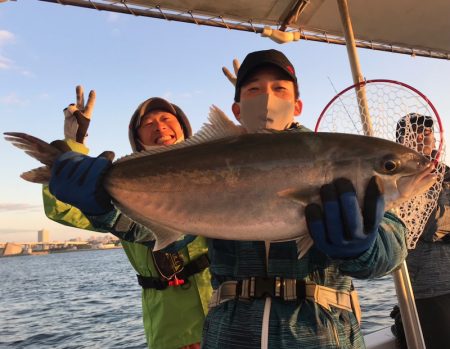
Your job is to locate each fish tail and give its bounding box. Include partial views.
[4,132,62,184]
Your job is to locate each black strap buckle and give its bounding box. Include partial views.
[252,277,278,298]
[241,277,306,300]
[295,280,306,301]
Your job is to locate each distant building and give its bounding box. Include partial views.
[2,243,23,256]
[38,229,50,243]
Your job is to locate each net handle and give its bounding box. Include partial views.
[315,79,445,162]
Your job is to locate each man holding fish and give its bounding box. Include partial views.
[5,49,436,348]
[41,87,212,349]
[196,49,428,348]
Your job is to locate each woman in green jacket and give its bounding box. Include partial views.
[43,87,212,349]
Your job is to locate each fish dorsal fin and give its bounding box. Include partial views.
[115,105,246,164]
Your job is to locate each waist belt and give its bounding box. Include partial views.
[209,277,361,323]
[137,253,210,290]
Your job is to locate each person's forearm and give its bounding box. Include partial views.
[42,138,97,231]
[338,211,407,279]
[43,185,96,231]
[88,211,156,247]
[90,211,196,251]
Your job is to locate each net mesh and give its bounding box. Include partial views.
[316,80,445,249]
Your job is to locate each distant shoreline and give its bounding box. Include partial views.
[0,246,123,258]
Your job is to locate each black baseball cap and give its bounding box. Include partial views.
[396,113,434,141]
[234,49,299,101]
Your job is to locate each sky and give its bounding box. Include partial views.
[1,1,450,242]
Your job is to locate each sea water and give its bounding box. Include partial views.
[0,249,396,348]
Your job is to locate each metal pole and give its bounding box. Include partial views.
[393,263,425,349]
[336,1,426,348]
[337,0,373,137]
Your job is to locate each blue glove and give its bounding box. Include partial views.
[305,176,385,259]
[49,151,114,215]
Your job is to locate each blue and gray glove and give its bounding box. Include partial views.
[305,176,385,259]
[49,151,114,216]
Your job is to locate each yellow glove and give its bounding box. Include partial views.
[64,85,96,144]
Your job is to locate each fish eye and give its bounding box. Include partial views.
[384,159,398,172]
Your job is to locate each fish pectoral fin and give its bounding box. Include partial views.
[277,188,313,205]
[297,235,314,259]
[145,221,185,251]
[270,234,314,259]
[21,166,51,184]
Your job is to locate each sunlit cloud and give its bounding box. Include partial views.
[107,13,120,23]
[0,30,15,69]
[180,90,203,98]
[0,30,15,47]
[111,28,121,38]
[0,228,37,234]
[38,92,50,100]
[162,91,203,100]
[0,92,29,106]
[162,91,173,100]
[0,203,41,212]
[0,30,34,76]
[106,12,124,37]
[0,53,13,69]
[20,69,35,77]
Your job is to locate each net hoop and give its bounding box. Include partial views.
[315,79,444,162]
[315,79,446,249]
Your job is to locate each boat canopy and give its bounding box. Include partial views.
[38,0,450,60]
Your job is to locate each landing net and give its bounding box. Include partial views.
[316,79,445,249]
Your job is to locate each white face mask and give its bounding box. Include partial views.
[238,94,295,132]
[137,134,185,152]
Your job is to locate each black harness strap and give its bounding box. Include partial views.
[137,275,168,290]
[137,253,210,290]
[178,253,210,280]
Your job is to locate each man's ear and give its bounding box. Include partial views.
[232,102,241,121]
[294,99,303,116]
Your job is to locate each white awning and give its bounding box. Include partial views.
[38,0,450,59]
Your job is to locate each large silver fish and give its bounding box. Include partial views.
[4,107,435,255]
